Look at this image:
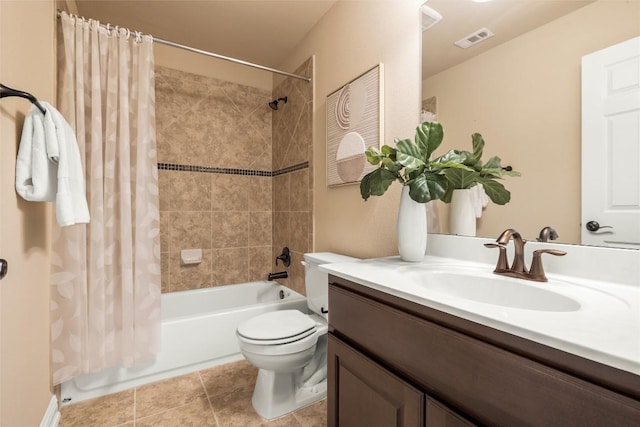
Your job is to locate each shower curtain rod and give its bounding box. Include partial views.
[56,11,311,83]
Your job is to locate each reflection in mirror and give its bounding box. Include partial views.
[421,0,640,248]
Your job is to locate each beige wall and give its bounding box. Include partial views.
[278,0,423,259]
[423,0,640,243]
[0,1,55,425]
[155,44,272,91]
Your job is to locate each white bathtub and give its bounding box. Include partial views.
[60,281,307,404]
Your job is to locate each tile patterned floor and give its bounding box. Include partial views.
[59,360,327,427]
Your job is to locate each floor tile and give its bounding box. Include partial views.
[59,389,134,427]
[135,372,206,419]
[58,360,327,427]
[208,385,265,427]
[261,414,304,426]
[293,399,327,427]
[135,396,217,427]
[200,359,258,399]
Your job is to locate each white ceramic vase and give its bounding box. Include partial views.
[449,188,476,236]
[397,186,427,262]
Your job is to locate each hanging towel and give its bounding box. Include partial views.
[15,109,57,202]
[472,184,489,219]
[15,102,90,226]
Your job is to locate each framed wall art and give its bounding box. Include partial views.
[326,64,383,187]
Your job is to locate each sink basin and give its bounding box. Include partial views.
[414,271,582,312]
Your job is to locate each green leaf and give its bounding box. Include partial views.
[484,155,502,169]
[381,145,395,156]
[471,133,484,164]
[381,157,401,173]
[415,122,444,160]
[478,178,511,205]
[444,168,481,190]
[396,138,425,169]
[479,167,504,179]
[441,186,453,203]
[359,168,398,201]
[365,147,382,165]
[432,149,470,166]
[408,172,448,203]
[433,161,475,171]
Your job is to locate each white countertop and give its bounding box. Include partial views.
[321,255,640,375]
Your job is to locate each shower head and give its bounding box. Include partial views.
[269,96,288,110]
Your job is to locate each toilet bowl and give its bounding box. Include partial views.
[236,252,357,420]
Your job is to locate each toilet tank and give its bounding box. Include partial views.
[303,252,358,320]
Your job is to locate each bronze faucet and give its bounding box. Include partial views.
[484,228,566,282]
[537,226,559,242]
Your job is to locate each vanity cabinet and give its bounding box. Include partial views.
[327,276,640,427]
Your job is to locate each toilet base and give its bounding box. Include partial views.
[251,368,327,420]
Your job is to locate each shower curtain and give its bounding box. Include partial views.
[50,12,161,385]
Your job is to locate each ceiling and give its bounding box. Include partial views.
[74,0,594,79]
[423,0,594,78]
[74,0,337,70]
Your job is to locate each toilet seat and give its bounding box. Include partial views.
[237,310,317,345]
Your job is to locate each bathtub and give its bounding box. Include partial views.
[60,281,307,404]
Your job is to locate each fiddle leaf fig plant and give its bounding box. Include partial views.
[360,122,470,203]
[359,122,520,205]
[439,133,521,205]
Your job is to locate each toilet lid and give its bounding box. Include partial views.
[237,310,316,342]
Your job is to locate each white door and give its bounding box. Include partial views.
[582,36,640,249]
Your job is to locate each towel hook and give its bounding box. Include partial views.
[0,83,46,115]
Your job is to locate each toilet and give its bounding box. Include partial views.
[236,252,357,420]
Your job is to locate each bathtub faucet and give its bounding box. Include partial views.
[276,247,291,267]
[268,271,288,281]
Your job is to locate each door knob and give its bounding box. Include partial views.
[586,221,613,232]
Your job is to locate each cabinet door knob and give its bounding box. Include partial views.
[586,221,613,232]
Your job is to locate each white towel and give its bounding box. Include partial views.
[472,184,489,218]
[15,102,90,226]
[15,110,57,202]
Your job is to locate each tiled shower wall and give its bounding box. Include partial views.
[156,59,313,294]
[156,66,273,292]
[272,58,314,296]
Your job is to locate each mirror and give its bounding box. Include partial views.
[421,0,639,248]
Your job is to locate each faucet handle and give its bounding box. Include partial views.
[529,249,567,282]
[484,242,509,272]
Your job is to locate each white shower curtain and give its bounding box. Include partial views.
[50,12,161,385]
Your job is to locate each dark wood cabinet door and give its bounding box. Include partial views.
[328,334,424,427]
[426,398,476,427]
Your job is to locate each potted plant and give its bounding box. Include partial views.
[359,121,461,261]
[359,122,519,257]
[438,132,520,205]
[437,132,520,235]
[360,122,462,204]
[360,122,518,205]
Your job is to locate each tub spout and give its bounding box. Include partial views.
[268,271,288,281]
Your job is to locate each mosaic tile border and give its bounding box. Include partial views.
[158,161,308,177]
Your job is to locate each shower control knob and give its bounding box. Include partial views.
[586,221,613,232]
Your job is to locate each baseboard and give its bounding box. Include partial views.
[39,395,60,427]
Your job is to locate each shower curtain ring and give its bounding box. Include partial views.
[106,23,111,35]
[126,28,131,40]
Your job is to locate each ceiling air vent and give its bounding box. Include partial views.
[454,27,495,49]
[421,5,442,32]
